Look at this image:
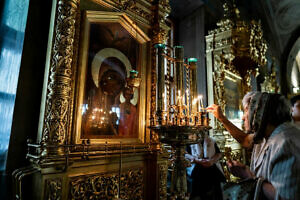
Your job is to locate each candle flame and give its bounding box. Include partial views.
[193,99,197,104]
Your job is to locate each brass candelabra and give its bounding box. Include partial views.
[150,44,210,199]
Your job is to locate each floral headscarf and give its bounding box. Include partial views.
[244,92,271,143]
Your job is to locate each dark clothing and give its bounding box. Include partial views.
[187,143,225,200]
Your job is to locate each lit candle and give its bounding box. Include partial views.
[177,90,181,106]
[197,95,201,112]
[192,98,197,113]
[175,46,184,102]
[198,95,204,111]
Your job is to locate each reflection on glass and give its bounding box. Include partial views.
[82,63,127,136]
[81,56,140,138]
[224,78,243,129]
[0,0,29,171]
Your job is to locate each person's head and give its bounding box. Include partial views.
[123,87,134,102]
[100,69,125,96]
[290,94,300,122]
[242,91,291,142]
[242,91,259,132]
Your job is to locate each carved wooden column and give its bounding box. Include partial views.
[40,0,80,156]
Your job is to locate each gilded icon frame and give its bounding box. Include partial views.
[73,11,150,144]
[223,70,243,129]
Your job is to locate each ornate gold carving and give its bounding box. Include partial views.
[157,0,170,13]
[261,61,279,93]
[208,2,267,68]
[150,0,170,136]
[44,178,62,200]
[150,43,160,143]
[158,163,168,200]
[42,0,80,148]
[120,169,144,199]
[152,27,168,45]
[69,169,144,199]
[106,0,152,20]
[206,3,268,145]
[249,20,267,66]
[151,0,170,45]
[222,147,244,182]
[213,52,227,130]
[70,174,119,199]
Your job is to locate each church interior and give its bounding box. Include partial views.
[0,0,300,199]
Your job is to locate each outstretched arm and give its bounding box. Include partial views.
[206,104,253,148]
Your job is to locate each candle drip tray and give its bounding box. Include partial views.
[150,125,211,145]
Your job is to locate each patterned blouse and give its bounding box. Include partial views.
[250,122,300,200]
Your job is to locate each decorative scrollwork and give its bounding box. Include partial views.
[44,178,62,200]
[150,0,169,142]
[70,175,119,199]
[120,169,144,199]
[158,164,168,200]
[42,0,79,146]
[69,169,144,200]
[208,2,267,68]
[222,146,244,182]
[150,43,158,142]
[159,0,170,13]
[152,26,168,45]
[213,53,226,131]
[108,0,152,20]
[249,20,267,66]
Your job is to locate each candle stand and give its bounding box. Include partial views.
[150,125,210,199]
[151,44,211,199]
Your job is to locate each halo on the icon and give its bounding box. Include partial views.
[91,48,132,88]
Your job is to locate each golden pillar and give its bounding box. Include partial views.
[40,0,80,155]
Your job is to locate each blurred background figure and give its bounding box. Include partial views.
[185,132,226,200]
[290,94,300,125]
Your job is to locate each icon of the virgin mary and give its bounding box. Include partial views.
[82,48,138,137]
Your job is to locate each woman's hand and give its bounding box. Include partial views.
[185,153,196,163]
[206,104,226,122]
[227,160,255,179]
[194,158,214,167]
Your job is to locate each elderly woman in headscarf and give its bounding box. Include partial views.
[207,92,300,200]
